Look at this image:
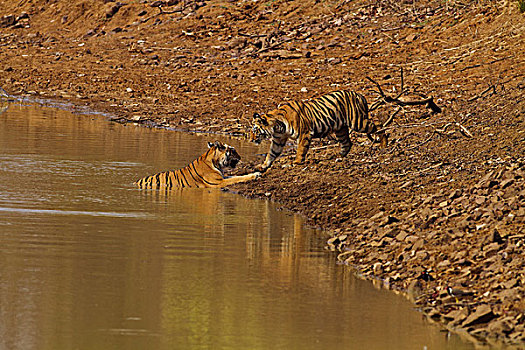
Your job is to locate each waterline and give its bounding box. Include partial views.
[0,206,149,218]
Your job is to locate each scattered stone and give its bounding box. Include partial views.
[491,229,504,244]
[150,1,164,8]
[405,33,418,41]
[449,189,462,200]
[0,15,16,28]
[327,57,342,65]
[370,211,385,221]
[399,180,413,189]
[405,235,419,244]
[1,1,524,344]
[436,259,451,269]
[415,250,428,260]
[412,238,425,251]
[500,178,515,189]
[488,317,515,334]
[443,308,468,325]
[406,279,423,302]
[462,304,496,328]
[379,215,399,227]
[106,3,123,18]
[373,262,383,274]
[395,230,409,242]
[17,12,29,20]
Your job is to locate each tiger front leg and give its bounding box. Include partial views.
[220,172,262,187]
[257,136,287,172]
[294,134,312,164]
[366,131,388,148]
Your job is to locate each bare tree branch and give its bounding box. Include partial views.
[366,75,442,114]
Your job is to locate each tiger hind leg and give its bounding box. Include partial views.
[335,125,352,157]
[379,132,388,148]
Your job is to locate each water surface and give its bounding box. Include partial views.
[0,102,474,349]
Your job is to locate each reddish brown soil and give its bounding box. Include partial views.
[1,0,524,345]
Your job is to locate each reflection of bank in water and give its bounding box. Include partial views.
[0,103,8,116]
[0,87,16,116]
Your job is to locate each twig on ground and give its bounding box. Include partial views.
[382,106,402,129]
[468,84,496,102]
[406,131,439,151]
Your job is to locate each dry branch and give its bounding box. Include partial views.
[0,87,9,98]
[377,106,402,132]
[456,123,473,138]
[468,84,496,102]
[367,75,441,114]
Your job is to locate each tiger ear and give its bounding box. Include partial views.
[207,142,215,149]
[253,112,268,126]
[214,140,226,150]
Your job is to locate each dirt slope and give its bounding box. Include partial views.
[1,0,524,345]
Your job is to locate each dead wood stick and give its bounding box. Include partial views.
[366,75,441,114]
[435,122,455,133]
[158,8,184,15]
[397,67,404,99]
[366,76,387,101]
[456,122,473,138]
[238,32,268,38]
[386,95,442,113]
[405,132,438,151]
[468,84,496,102]
[368,69,407,111]
[381,26,404,32]
[377,107,402,132]
[311,144,334,151]
[0,87,9,98]
[409,162,443,175]
[249,25,328,56]
[256,36,296,54]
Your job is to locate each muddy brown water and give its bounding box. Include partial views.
[0,102,475,350]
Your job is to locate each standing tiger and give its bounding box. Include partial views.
[250,90,388,171]
[135,141,261,189]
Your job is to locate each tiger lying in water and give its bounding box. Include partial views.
[135,141,260,189]
[250,90,388,171]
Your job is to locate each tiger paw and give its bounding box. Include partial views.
[255,165,269,173]
[253,172,262,179]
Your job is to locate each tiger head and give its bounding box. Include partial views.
[250,112,287,144]
[250,113,271,144]
[207,141,241,170]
